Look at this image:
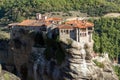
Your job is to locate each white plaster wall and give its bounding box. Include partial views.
[80,36,89,44]
[59,29,71,40]
[75,28,90,44]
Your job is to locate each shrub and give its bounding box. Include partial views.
[44,37,65,65]
[93,59,104,68]
[113,66,120,80]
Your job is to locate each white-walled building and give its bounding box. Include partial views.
[58,20,94,44]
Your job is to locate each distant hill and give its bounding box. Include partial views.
[0,0,120,24]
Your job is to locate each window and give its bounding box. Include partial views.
[66,30,69,34]
[81,28,86,32]
[88,32,90,35]
[13,33,15,36]
[80,33,83,37]
[85,33,86,36]
[61,30,63,33]
[88,27,92,30]
[80,33,86,37]
[80,33,81,36]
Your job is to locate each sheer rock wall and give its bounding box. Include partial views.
[9,30,118,80]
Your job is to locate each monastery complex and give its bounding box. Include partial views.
[8,13,94,44]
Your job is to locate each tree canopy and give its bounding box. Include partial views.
[0,0,120,24]
[0,0,120,60]
[92,18,120,60]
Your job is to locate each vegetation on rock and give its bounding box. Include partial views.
[113,66,120,80]
[0,0,120,24]
[93,59,104,68]
[0,27,10,40]
[91,18,120,60]
[44,37,65,65]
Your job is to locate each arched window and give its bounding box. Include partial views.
[61,30,63,33]
[66,30,69,34]
[85,33,86,36]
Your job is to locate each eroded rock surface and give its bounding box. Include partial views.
[9,29,118,80]
[0,64,20,80]
[33,39,118,80]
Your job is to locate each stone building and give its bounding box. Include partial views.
[8,14,62,79]
[8,13,62,39]
[58,20,94,44]
[9,14,94,45]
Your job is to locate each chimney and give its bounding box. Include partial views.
[42,15,47,20]
[36,13,42,20]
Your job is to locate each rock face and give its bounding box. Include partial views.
[9,29,118,80]
[33,39,118,80]
[9,30,34,80]
[0,64,20,80]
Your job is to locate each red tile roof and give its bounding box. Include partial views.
[10,17,93,29]
[65,20,94,28]
[17,17,62,27]
[58,24,73,29]
[17,19,51,27]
